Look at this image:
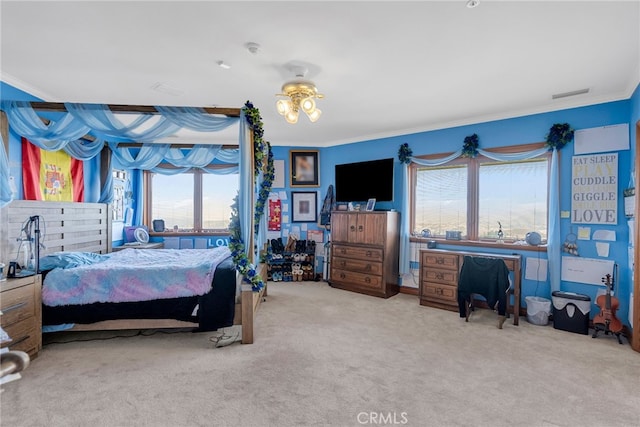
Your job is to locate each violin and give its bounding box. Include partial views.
[593,273,623,333]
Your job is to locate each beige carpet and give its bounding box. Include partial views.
[2,281,639,427]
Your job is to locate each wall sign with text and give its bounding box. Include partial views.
[571,153,618,224]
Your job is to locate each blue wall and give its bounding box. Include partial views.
[3,80,639,326]
[317,96,637,326]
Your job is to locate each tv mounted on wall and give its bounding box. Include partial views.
[335,158,394,202]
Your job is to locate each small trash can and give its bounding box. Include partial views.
[525,296,551,325]
[552,291,591,335]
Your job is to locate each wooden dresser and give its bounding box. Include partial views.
[1,274,42,358]
[419,249,521,325]
[329,211,400,298]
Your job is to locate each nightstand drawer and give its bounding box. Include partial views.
[1,284,36,327]
[1,316,38,353]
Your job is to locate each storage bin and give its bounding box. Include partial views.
[552,291,591,335]
[525,296,551,325]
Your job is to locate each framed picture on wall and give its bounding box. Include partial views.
[291,191,318,223]
[290,150,319,187]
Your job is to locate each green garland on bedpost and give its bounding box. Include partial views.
[228,101,273,292]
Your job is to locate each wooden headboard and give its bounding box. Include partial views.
[0,200,112,265]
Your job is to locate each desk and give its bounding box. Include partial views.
[112,242,164,252]
[419,249,521,325]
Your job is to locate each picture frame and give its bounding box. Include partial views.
[366,198,376,211]
[291,191,318,223]
[290,150,319,187]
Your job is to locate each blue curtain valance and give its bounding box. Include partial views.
[0,101,242,206]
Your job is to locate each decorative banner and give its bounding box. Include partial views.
[571,153,617,224]
[22,138,84,201]
[268,199,282,231]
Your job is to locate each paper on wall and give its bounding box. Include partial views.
[595,242,610,257]
[272,160,285,188]
[267,230,282,240]
[574,123,629,154]
[307,229,324,244]
[577,227,591,240]
[525,258,548,281]
[561,256,614,285]
[592,230,616,241]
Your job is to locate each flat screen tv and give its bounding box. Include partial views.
[335,158,394,202]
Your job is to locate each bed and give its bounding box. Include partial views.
[0,200,266,344]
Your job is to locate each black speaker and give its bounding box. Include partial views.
[152,219,165,232]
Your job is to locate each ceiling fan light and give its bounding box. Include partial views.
[307,108,322,123]
[285,110,299,124]
[276,99,291,116]
[300,97,316,114]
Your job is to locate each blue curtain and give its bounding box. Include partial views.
[0,101,243,215]
[239,111,252,259]
[0,134,12,208]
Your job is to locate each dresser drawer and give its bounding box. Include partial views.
[332,244,383,262]
[0,284,36,327]
[0,316,38,355]
[421,267,458,286]
[421,282,458,304]
[422,253,459,271]
[331,268,383,290]
[332,256,382,275]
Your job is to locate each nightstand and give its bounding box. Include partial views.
[1,274,42,358]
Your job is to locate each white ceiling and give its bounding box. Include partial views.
[1,1,639,148]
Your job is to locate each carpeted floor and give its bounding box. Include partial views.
[2,281,639,427]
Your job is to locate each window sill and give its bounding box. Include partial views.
[409,237,547,252]
[150,231,230,237]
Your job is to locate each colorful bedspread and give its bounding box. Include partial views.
[42,247,232,307]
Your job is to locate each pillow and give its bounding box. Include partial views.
[39,252,108,270]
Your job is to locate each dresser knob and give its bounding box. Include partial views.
[364,277,371,283]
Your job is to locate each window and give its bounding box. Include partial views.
[412,145,549,242]
[415,163,468,237]
[146,170,238,233]
[478,159,548,241]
